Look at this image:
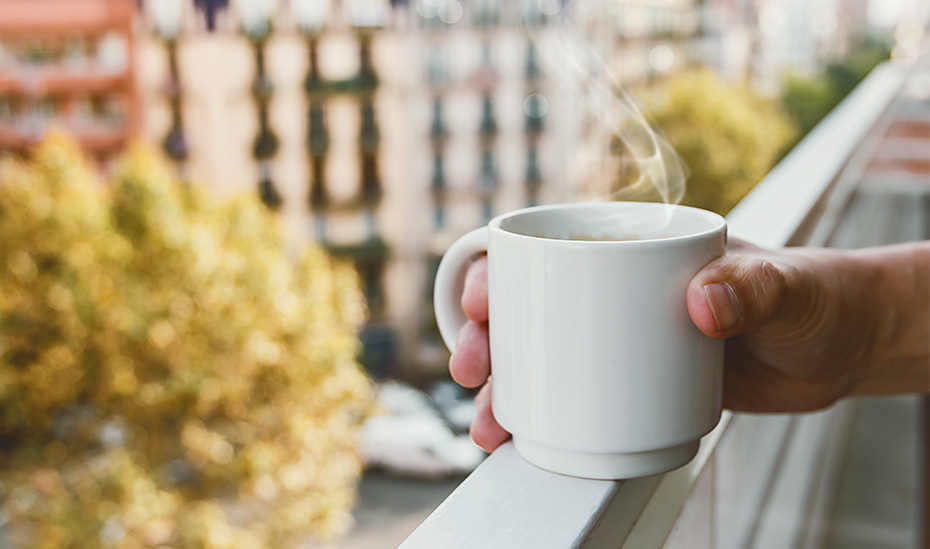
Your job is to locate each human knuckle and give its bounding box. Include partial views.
[758,259,788,297]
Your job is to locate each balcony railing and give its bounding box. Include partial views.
[399,61,920,548]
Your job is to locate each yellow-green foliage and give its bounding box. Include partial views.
[0,136,373,548]
[647,69,798,215]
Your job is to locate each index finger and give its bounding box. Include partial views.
[461,255,489,323]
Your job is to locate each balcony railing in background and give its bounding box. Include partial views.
[0,0,139,157]
[400,59,927,548]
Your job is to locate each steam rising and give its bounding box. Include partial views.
[526,1,688,205]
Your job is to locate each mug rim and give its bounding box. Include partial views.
[489,201,727,245]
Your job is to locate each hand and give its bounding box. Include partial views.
[448,255,510,452]
[450,238,930,452]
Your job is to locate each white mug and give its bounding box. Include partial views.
[434,202,727,479]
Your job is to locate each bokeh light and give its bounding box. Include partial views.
[649,45,675,72]
[524,93,549,118]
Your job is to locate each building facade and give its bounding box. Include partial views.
[135,1,589,379]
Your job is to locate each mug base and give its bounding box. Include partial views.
[512,437,699,480]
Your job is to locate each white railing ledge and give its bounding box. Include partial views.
[399,442,659,549]
[400,415,732,549]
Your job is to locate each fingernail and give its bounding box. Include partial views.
[703,282,741,331]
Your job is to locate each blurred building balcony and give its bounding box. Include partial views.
[0,0,134,36]
[0,70,127,96]
[0,0,138,161]
[0,122,127,153]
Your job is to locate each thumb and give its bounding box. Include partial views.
[687,252,797,339]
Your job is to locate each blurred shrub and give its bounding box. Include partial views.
[779,72,838,140]
[0,136,373,548]
[646,69,797,215]
[781,35,891,142]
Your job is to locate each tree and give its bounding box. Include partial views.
[645,69,797,215]
[0,136,373,548]
[781,34,891,146]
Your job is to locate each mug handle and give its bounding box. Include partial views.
[433,227,490,353]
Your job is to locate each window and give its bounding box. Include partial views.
[252,113,279,160]
[433,204,445,229]
[522,0,545,25]
[360,101,377,135]
[305,41,321,89]
[481,42,492,67]
[358,36,376,83]
[360,261,385,315]
[365,208,377,240]
[258,161,282,210]
[525,42,540,80]
[526,147,541,206]
[427,47,447,85]
[309,154,328,208]
[432,151,445,190]
[360,99,378,152]
[430,97,446,138]
[481,200,493,222]
[526,146,541,184]
[479,149,497,190]
[313,215,328,243]
[308,102,328,154]
[480,94,497,136]
[525,93,545,132]
[360,153,381,202]
[358,323,398,379]
[473,0,499,26]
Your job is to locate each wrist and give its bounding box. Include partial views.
[849,243,930,396]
